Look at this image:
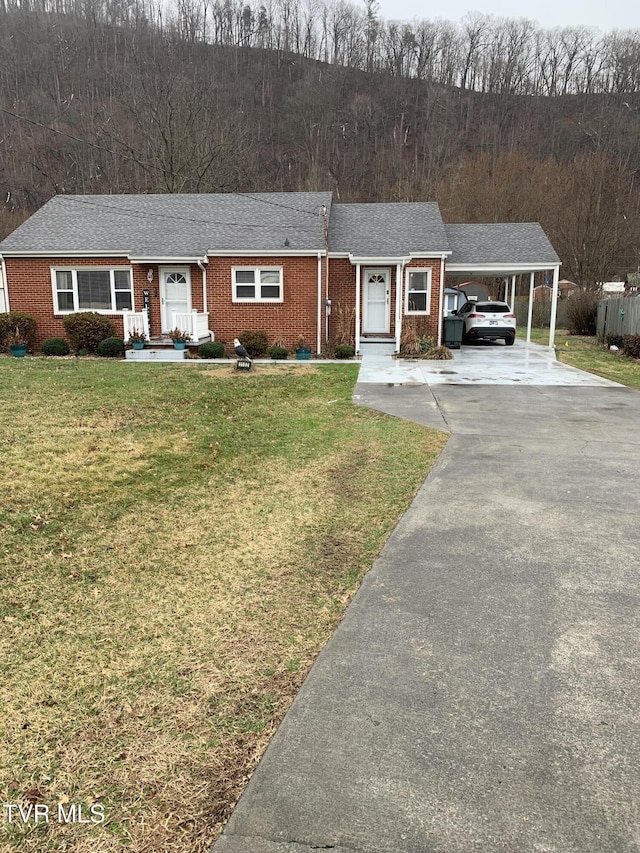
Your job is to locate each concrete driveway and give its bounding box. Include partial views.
[213,378,640,853]
[357,340,622,387]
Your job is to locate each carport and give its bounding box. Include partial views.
[444,223,562,346]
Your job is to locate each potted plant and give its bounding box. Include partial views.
[128,328,147,350]
[167,327,191,350]
[295,335,312,361]
[6,327,28,358]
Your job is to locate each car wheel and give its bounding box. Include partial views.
[504,336,515,346]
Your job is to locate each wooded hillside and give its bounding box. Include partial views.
[1,0,639,284]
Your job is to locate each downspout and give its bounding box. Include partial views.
[437,256,445,346]
[355,262,361,354]
[548,265,560,348]
[197,257,210,338]
[395,260,406,353]
[317,252,323,356]
[323,205,330,352]
[0,255,9,312]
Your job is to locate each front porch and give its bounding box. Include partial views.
[123,310,212,345]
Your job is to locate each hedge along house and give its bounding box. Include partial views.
[0,192,562,352]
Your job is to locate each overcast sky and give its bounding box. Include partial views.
[375,0,638,32]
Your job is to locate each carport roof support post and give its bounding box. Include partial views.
[548,265,560,347]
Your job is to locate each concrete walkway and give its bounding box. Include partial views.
[213,373,640,852]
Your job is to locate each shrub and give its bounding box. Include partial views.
[41,337,70,356]
[605,333,624,349]
[424,345,453,360]
[238,330,268,357]
[0,311,37,351]
[334,344,355,359]
[63,312,115,352]
[564,288,598,336]
[267,345,289,359]
[96,336,125,358]
[622,335,640,359]
[400,318,421,356]
[199,341,225,358]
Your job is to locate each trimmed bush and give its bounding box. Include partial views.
[334,344,355,359]
[0,311,37,351]
[199,341,225,358]
[63,312,116,353]
[267,345,289,359]
[41,337,70,356]
[564,288,598,336]
[238,330,268,358]
[622,335,640,359]
[96,336,125,358]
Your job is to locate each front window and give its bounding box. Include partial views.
[53,268,133,313]
[232,267,283,302]
[405,269,432,314]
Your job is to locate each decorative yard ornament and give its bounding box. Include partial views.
[234,338,253,370]
[234,338,252,360]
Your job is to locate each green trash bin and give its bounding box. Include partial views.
[443,316,464,349]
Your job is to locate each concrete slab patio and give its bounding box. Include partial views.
[213,371,640,852]
[357,339,623,387]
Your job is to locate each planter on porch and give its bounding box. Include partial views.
[173,340,187,351]
[295,348,312,360]
[9,344,27,358]
[132,340,145,351]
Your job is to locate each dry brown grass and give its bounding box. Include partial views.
[0,359,446,852]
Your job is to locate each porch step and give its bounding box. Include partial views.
[125,348,185,362]
[361,337,395,343]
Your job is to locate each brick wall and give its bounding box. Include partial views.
[3,257,206,347]
[4,256,131,346]
[207,255,322,354]
[327,257,443,345]
[4,253,443,351]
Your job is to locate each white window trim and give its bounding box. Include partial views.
[405,267,432,315]
[51,267,134,315]
[232,266,283,304]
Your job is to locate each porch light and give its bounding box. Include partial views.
[147,268,154,282]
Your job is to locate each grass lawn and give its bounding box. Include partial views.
[517,328,640,389]
[0,359,447,852]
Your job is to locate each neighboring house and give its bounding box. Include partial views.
[601,281,626,297]
[0,193,562,352]
[534,280,579,301]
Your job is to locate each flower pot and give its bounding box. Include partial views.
[295,347,312,361]
[9,344,27,358]
[173,340,186,350]
[132,340,145,350]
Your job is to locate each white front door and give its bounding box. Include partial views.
[160,268,191,333]
[363,268,390,334]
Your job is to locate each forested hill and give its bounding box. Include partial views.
[1,1,639,284]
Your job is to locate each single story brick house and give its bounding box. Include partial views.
[0,192,562,352]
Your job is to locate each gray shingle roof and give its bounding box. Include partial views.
[328,202,449,257]
[445,223,560,266]
[0,193,332,256]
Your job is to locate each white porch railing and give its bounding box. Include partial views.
[171,311,211,341]
[123,311,150,342]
